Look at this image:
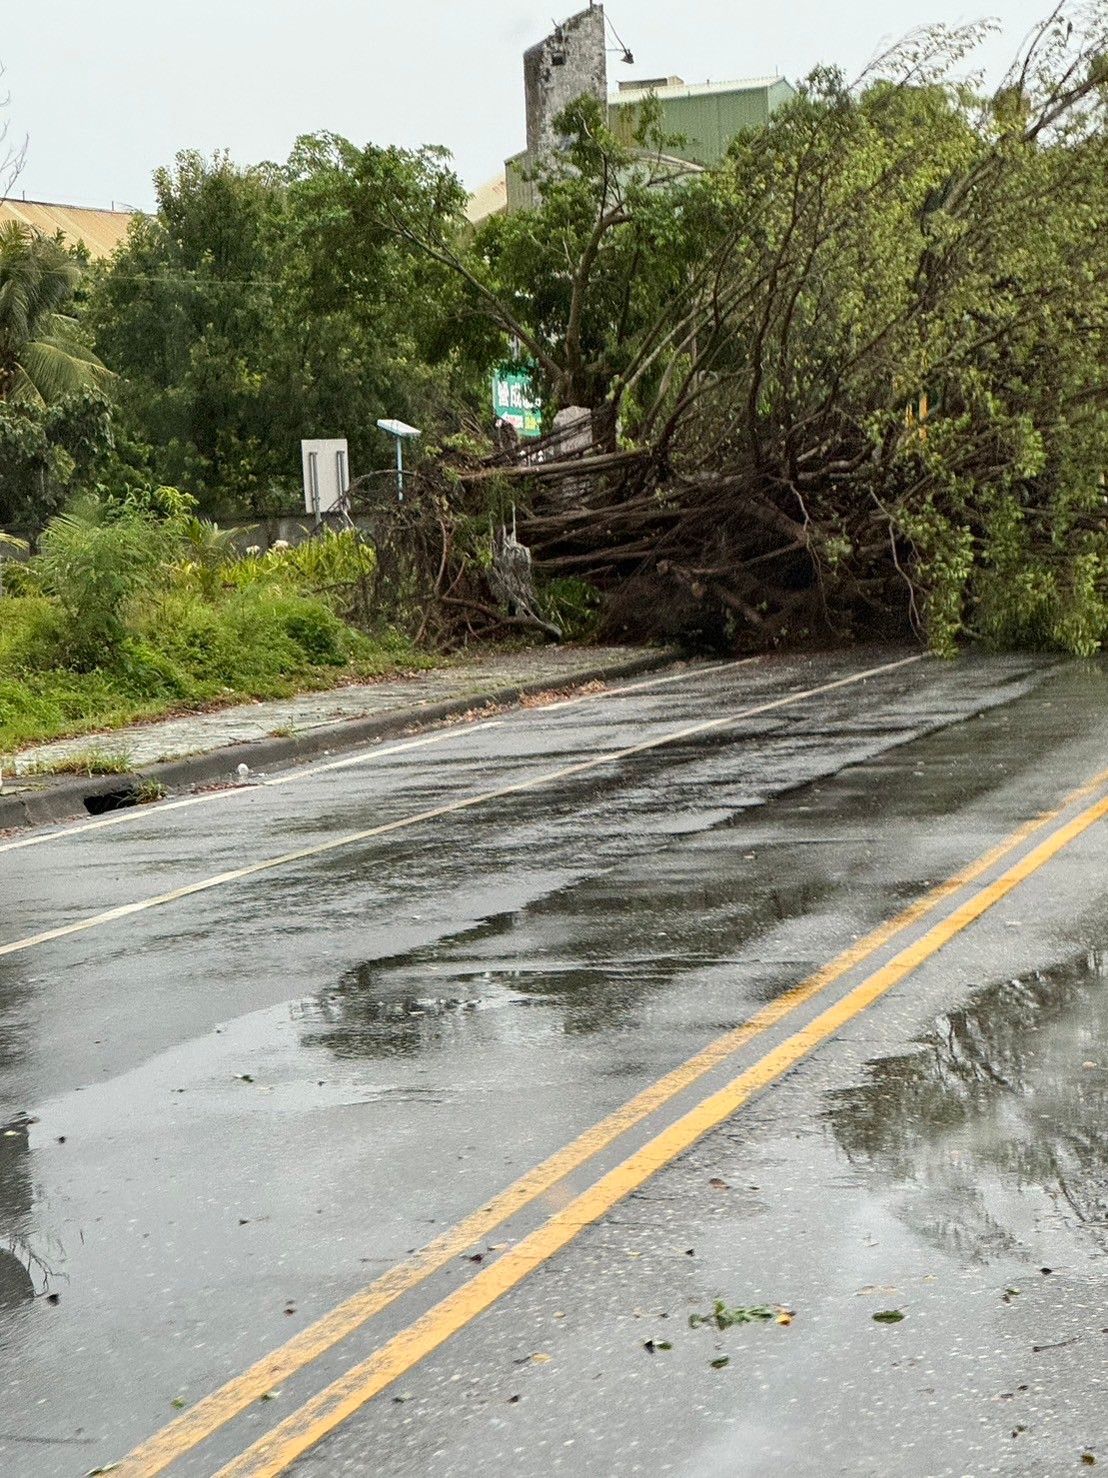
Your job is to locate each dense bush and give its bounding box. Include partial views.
[0,495,422,752]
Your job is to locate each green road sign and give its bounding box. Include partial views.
[492,367,542,438]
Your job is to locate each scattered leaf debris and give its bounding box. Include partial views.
[689,1301,789,1330]
[872,1310,905,1324]
[710,1356,730,1369]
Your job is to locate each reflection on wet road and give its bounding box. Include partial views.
[0,649,1105,1477]
[829,949,1108,1260]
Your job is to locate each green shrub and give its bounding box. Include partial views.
[271,600,347,664]
[137,587,352,692]
[214,528,376,601]
[0,560,42,598]
[0,596,66,671]
[34,493,181,666]
[113,639,194,701]
[540,577,602,642]
[0,505,426,754]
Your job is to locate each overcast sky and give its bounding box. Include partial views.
[2,0,1055,210]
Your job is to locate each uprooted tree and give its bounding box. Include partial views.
[372,3,1108,655]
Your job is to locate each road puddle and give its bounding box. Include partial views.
[0,1116,50,1311]
[825,949,1108,1260]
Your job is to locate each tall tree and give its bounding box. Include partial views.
[85,141,472,516]
[416,5,1108,655]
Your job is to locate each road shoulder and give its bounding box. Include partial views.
[0,645,676,832]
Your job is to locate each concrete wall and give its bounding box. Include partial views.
[222,515,376,553]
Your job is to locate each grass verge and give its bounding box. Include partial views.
[24,746,134,776]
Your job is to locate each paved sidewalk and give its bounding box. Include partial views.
[8,646,664,776]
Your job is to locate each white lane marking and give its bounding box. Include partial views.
[0,724,504,856]
[0,655,922,960]
[0,659,749,856]
[511,657,758,714]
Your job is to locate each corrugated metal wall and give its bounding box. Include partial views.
[0,200,135,259]
[610,81,794,167]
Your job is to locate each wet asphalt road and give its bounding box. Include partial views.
[1,647,1106,1477]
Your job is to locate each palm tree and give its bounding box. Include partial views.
[0,221,112,406]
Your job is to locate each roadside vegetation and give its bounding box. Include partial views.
[24,746,133,776]
[0,494,425,753]
[0,1,1106,705]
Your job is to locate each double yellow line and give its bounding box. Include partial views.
[113,763,1108,1478]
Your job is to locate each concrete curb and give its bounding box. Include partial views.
[0,649,678,834]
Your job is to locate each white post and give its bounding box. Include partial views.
[308,452,321,522]
[375,419,420,504]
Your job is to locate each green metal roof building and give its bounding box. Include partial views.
[609,75,796,167]
[504,73,796,213]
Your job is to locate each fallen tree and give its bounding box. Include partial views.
[355,5,1108,654]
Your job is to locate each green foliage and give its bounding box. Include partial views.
[0,226,117,528]
[34,492,179,664]
[83,140,472,515]
[0,593,64,668]
[217,528,376,593]
[0,390,116,528]
[0,221,111,408]
[140,586,352,685]
[0,498,424,753]
[459,94,715,428]
[437,8,1108,655]
[539,576,602,641]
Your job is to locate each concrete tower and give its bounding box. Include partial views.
[523,6,608,160]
